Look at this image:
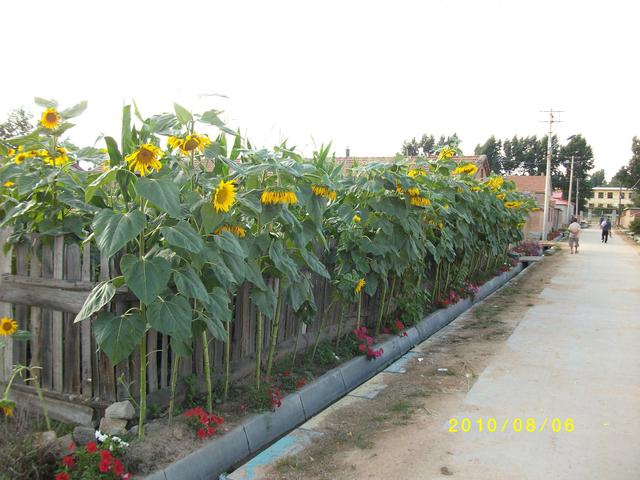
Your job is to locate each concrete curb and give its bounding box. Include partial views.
[145,262,527,480]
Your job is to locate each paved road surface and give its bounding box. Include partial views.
[358,228,640,479]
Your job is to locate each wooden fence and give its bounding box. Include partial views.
[0,229,380,420]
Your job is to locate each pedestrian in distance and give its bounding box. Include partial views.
[601,219,612,243]
[568,217,581,254]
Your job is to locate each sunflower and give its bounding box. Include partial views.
[0,317,17,336]
[517,222,525,228]
[452,163,478,176]
[355,278,366,294]
[311,185,337,201]
[0,399,15,418]
[167,133,211,155]
[6,148,16,157]
[214,225,246,237]
[260,190,298,205]
[496,193,506,200]
[13,151,30,164]
[471,186,481,192]
[407,168,426,178]
[484,176,504,191]
[40,107,61,130]
[125,144,164,176]
[3,181,15,187]
[43,147,70,166]
[504,201,522,209]
[437,146,455,160]
[353,214,361,223]
[213,179,237,212]
[410,196,431,207]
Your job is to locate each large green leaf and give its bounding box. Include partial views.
[268,241,299,280]
[174,102,193,125]
[61,101,88,119]
[92,209,145,258]
[147,294,192,340]
[85,168,118,202]
[93,312,146,364]
[204,287,232,323]
[104,136,123,166]
[250,287,276,319]
[197,312,228,342]
[200,203,224,232]
[174,267,209,304]
[74,280,116,323]
[245,258,268,291]
[136,177,181,218]
[161,221,204,254]
[286,276,313,311]
[213,231,247,258]
[120,254,171,305]
[300,248,330,279]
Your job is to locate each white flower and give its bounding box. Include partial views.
[95,430,108,442]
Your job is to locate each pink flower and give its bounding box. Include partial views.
[358,344,366,352]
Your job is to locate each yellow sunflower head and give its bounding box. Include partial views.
[213,179,237,212]
[484,176,504,191]
[407,168,426,178]
[214,224,246,237]
[3,181,15,188]
[14,152,30,164]
[452,163,478,176]
[504,201,522,209]
[355,278,366,294]
[125,144,164,176]
[40,107,61,130]
[0,317,17,336]
[471,186,481,192]
[353,214,361,223]
[437,146,455,160]
[260,190,298,205]
[43,147,70,167]
[410,196,431,207]
[168,134,211,155]
[0,398,15,418]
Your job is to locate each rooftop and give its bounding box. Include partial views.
[504,175,547,194]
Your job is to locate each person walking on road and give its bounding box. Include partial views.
[601,219,612,243]
[568,217,581,254]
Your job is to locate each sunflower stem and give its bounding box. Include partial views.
[201,329,213,413]
[265,279,285,379]
[223,320,231,402]
[311,301,333,363]
[168,354,180,426]
[255,310,263,389]
[375,282,388,336]
[355,292,362,329]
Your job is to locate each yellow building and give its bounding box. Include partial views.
[587,187,634,219]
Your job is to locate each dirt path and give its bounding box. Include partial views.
[262,251,563,480]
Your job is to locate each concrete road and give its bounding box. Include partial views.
[362,228,640,479]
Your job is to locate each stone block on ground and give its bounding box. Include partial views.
[73,425,96,445]
[105,400,135,420]
[99,417,127,435]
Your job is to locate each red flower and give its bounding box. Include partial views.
[55,473,70,480]
[68,442,75,452]
[366,336,373,346]
[207,426,216,436]
[99,449,112,461]
[113,459,125,476]
[282,370,291,377]
[199,415,209,425]
[62,455,75,468]
[123,474,132,480]
[402,332,408,337]
[197,428,207,439]
[86,442,98,453]
[295,378,306,389]
[358,344,366,352]
[99,458,111,473]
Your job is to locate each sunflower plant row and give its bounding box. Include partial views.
[0,99,534,438]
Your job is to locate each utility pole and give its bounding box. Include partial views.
[567,155,575,224]
[540,109,563,240]
[575,177,580,219]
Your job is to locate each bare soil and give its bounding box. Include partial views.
[261,251,563,479]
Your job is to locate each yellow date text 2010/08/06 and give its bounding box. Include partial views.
[448,417,575,433]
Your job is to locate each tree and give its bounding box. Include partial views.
[557,135,594,213]
[401,133,459,156]
[474,136,503,173]
[0,108,33,140]
[610,136,640,187]
[589,169,606,187]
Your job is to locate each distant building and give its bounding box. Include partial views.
[334,155,490,180]
[587,187,634,220]
[504,175,563,240]
[620,207,640,228]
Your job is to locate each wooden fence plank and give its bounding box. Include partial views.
[29,239,43,385]
[0,228,13,382]
[14,244,29,373]
[63,244,82,394]
[52,236,65,392]
[40,243,54,390]
[147,330,158,393]
[160,334,168,390]
[97,252,116,401]
[81,243,93,397]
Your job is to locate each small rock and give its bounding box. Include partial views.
[73,425,96,445]
[105,400,136,420]
[54,434,74,458]
[128,425,139,436]
[33,430,57,449]
[99,417,127,435]
[441,466,454,476]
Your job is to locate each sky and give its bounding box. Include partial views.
[1,0,638,179]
